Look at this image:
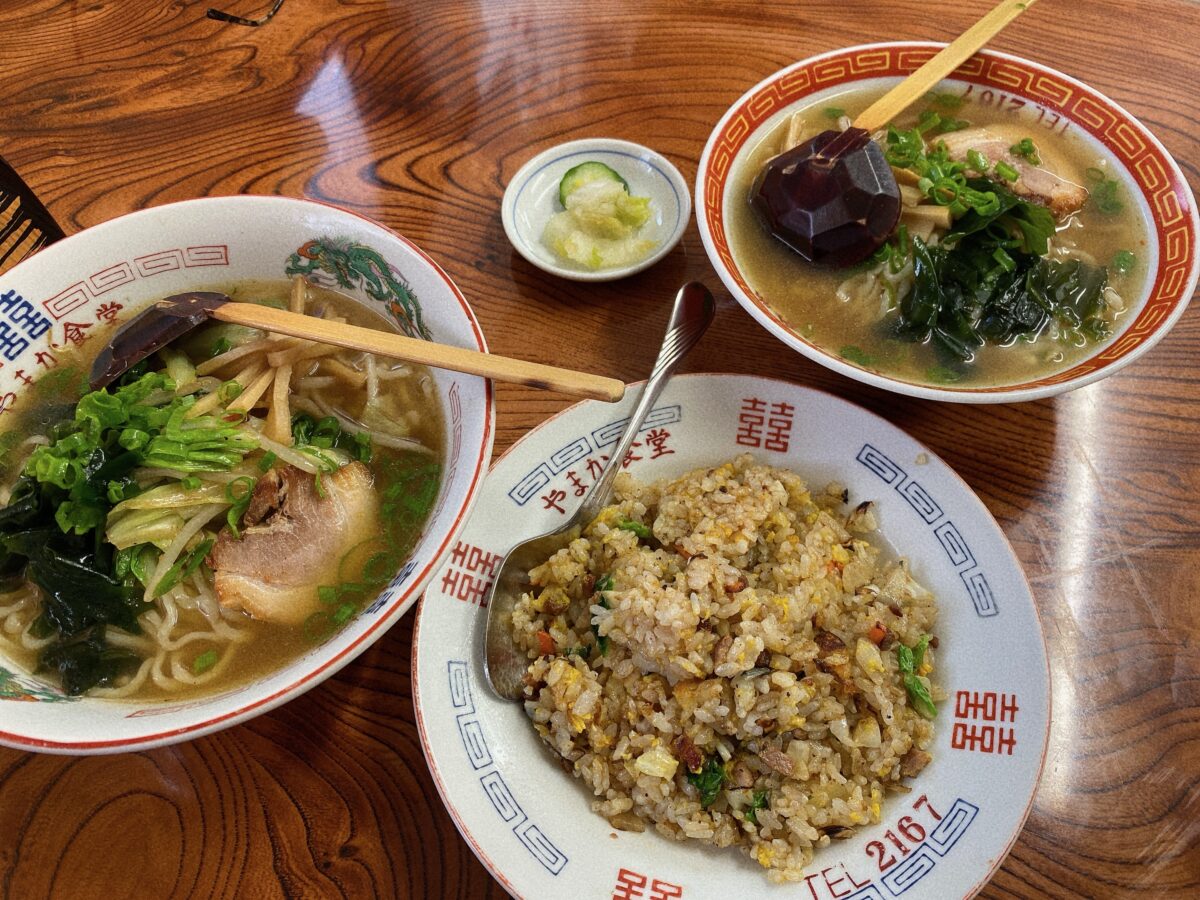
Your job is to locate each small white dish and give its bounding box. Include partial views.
[413,373,1050,899]
[502,138,691,282]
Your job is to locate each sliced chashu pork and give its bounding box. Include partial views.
[208,462,379,625]
[937,128,1088,219]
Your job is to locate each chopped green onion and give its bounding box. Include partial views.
[181,475,202,490]
[896,636,936,718]
[966,149,989,173]
[291,412,371,463]
[916,109,942,134]
[332,602,357,625]
[904,674,938,719]
[1090,178,1123,214]
[686,756,728,808]
[210,337,233,358]
[936,117,968,133]
[992,246,1016,272]
[823,106,846,120]
[926,365,963,384]
[616,518,652,539]
[119,428,150,451]
[912,634,930,670]
[926,91,965,110]
[225,476,255,503]
[1084,166,1107,183]
[152,538,215,598]
[745,789,770,825]
[217,380,243,403]
[192,649,219,674]
[1009,137,1040,165]
[225,475,257,538]
[1112,249,1136,274]
[994,161,1020,183]
[590,587,611,655]
[931,177,961,206]
[839,345,874,366]
[257,450,277,473]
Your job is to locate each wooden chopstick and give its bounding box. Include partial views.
[211,302,626,402]
[854,0,1039,134]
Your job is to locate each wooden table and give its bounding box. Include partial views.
[0,1,1197,896]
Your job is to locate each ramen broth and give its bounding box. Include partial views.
[729,86,1151,387]
[0,281,443,699]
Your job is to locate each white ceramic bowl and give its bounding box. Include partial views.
[502,138,691,281]
[0,195,494,753]
[697,43,1200,402]
[414,373,1050,898]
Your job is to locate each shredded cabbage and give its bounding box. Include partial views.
[543,180,658,271]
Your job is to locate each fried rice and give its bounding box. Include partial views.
[511,454,941,882]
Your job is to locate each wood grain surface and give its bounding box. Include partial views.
[1,0,1198,897]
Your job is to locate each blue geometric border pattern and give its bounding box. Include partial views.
[506,436,591,506]
[880,799,979,895]
[847,887,890,900]
[589,404,683,447]
[362,557,420,615]
[506,404,683,506]
[856,444,999,618]
[447,661,568,875]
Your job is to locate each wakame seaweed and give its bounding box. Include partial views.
[0,483,151,694]
[38,626,142,697]
[892,179,1108,363]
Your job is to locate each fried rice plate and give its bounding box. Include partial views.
[512,455,942,882]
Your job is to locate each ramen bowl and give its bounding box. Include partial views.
[0,195,494,753]
[697,43,1199,403]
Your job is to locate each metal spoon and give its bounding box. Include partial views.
[482,282,716,701]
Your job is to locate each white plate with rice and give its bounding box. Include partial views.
[413,373,1049,899]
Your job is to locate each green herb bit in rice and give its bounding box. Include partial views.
[616,518,652,539]
[590,575,612,655]
[686,756,729,809]
[744,789,770,825]
[898,634,938,719]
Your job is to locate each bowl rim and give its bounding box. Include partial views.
[0,194,496,753]
[501,136,692,282]
[411,370,1052,899]
[696,41,1200,403]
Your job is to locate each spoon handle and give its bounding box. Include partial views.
[577,282,715,524]
[853,0,1038,134]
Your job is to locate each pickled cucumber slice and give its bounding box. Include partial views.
[558,161,629,206]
